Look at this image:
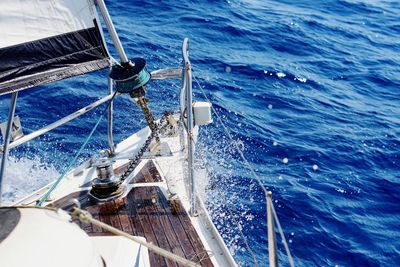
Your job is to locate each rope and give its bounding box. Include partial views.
[193,75,295,267]
[3,205,200,266]
[71,207,201,267]
[36,92,117,206]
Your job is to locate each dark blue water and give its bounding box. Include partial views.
[1,0,399,266]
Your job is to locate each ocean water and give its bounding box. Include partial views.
[1,0,399,266]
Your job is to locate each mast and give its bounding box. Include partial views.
[95,0,129,64]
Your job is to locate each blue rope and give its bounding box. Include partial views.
[36,92,117,206]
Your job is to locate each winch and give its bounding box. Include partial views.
[109,58,151,96]
[89,158,124,202]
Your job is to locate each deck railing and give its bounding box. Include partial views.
[0,92,18,204]
[181,38,197,216]
[0,39,193,208]
[0,85,118,204]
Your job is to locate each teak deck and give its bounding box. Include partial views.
[55,160,213,267]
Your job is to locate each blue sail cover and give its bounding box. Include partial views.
[0,0,110,95]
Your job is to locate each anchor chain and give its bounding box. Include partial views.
[119,115,167,181]
[137,96,160,143]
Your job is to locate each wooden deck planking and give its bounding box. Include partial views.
[142,187,180,267]
[174,201,214,267]
[150,190,187,263]
[129,160,162,184]
[118,211,134,234]
[87,205,103,233]
[108,201,123,232]
[53,160,213,267]
[158,194,202,264]
[148,161,162,181]
[98,204,113,235]
[133,187,167,267]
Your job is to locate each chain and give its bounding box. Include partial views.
[119,115,167,181]
[138,96,160,143]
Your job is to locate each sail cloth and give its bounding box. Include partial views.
[0,0,110,95]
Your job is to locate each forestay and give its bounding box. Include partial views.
[0,0,110,95]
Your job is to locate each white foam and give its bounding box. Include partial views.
[295,77,307,83]
[1,156,58,204]
[276,72,286,78]
[336,188,346,194]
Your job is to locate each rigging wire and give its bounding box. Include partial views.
[270,197,295,267]
[197,171,260,267]
[36,92,117,206]
[193,75,295,267]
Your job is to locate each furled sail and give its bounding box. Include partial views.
[0,0,110,95]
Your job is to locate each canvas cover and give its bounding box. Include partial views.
[0,0,110,95]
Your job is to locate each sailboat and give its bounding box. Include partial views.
[0,1,294,266]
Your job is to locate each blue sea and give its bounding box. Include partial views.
[1,0,399,266]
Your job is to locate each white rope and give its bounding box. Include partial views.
[193,75,295,267]
[72,208,201,267]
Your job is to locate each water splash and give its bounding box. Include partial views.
[1,155,59,204]
[195,128,259,263]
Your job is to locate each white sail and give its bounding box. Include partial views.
[0,0,110,95]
